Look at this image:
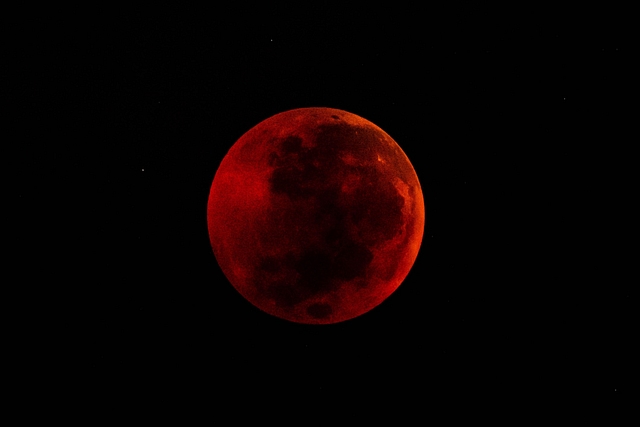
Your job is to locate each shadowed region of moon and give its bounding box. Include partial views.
[207,107,425,324]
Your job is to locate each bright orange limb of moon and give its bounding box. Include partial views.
[207,107,424,324]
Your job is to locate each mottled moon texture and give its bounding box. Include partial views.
[207,108,424,324]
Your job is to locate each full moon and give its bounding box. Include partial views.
[207,107,424,324]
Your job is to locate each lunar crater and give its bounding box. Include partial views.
[307,303,333,319]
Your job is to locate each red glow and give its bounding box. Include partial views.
[208,108,424,324]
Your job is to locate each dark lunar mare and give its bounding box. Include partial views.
[257,122,406,318]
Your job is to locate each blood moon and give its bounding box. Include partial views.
[207,107,424,324]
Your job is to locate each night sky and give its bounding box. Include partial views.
[14,4,632,405]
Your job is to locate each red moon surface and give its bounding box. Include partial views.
[207,107,424,324]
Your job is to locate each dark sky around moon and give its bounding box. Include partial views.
[13,5,633,402]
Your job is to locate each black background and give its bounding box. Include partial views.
[12,4,632,404]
